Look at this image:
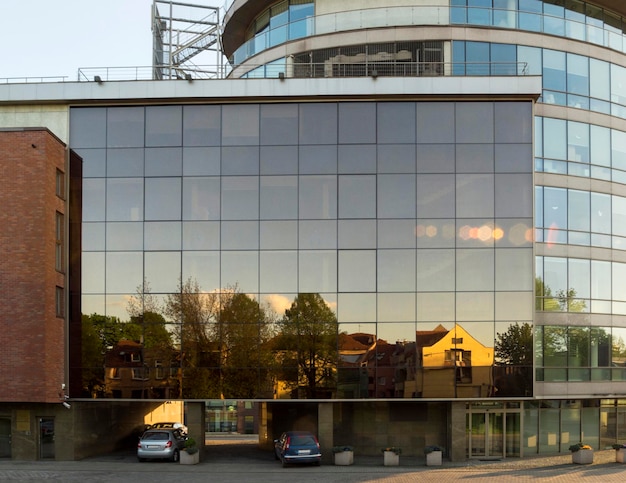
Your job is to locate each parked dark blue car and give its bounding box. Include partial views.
[274,431,322,467]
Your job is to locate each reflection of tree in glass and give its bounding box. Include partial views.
[163,279,275,399]
[493,322,533,397]
[163,277,221,398]
[535,277,587,312]
[276,293,338,399]
[219,292,275,398]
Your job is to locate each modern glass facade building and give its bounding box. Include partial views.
[3,0,626,462]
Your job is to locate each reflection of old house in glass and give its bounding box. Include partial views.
[105,340,181,399]
[408,325,494,399]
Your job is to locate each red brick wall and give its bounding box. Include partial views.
[0,128,67,402]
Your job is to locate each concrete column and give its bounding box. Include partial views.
[185,401,205,458]
[318,403,333,464]
[449,402,466,462]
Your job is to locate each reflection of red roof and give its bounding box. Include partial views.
[416,324,449,348]
[339,333,371,351]
[349,333,376,347]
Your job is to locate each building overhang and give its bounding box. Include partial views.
[0,76,542,106]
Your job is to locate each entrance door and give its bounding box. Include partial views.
[39,418,55,459]
[0,418,10,458]
[468,412,504,458]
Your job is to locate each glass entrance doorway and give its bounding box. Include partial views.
[467,404,521,458]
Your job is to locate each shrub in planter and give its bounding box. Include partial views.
[424,445,443,466]
[180,437,200,465]
[569,443,593,464]
[332,445,354,465]
[613,443,626,463]
[381,447,401,466]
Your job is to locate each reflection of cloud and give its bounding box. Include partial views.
[264,294,292,315]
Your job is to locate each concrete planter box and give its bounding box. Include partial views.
[426,450,442,466]
[572,449,593,464]
[333,450,354,466]
[383,451,400,466]
[616,448,626,463]
[180,450,200,465]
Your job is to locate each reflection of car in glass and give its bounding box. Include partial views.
[137,428,187,462]
[274,431,322,467]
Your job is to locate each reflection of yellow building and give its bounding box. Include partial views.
[408,324,494,398]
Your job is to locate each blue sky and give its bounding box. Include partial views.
[1,0,159,80]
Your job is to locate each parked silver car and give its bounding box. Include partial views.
[137,428,187,462]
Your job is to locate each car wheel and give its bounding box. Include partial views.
[171,449,180,462]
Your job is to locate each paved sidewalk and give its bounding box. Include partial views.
[1,445,625,482]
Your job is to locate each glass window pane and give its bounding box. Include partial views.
[260,250,297,293]
[107,178,143,221]
[456,144,493,173]
[417,144,455,173]
[338,175,376,218]
[337,293,376,323]
[338,145,377,174]
[299,220,336,249]
[145,106,182,147]
[260,176,297,220]
[416,249,455,291]
[183,105,221,146]
[495,174,533,218]
[417,292,455,321]
[222,105,259,145]
[299,103,338,145]
[145,178,181,221]
[590,59,610,101]
[183,177,220,221]
[107,148,144,177]
[456,292,494,321]
[107,107,144,148]
[456,248,494,291]
[378,249,416,292]
[83,179,106,221]
[591,193,611,234]
[377,102,416,143]
[183,251,220,291]
[338,220,376,249]
[377,144,416,173]
[221,146,259,175]
[106,252,143,293]
[416,174,455,218]
[182,221,220,250]
[260,104,298,145]
[568,189,590,232]
[145,222,181,251]
[338,250,376,292]
[378,220,416,248]
[260,220,297,249]
[222,221,259,250]
[299,250,337,292]
[70,108,106,148]
[378,174,415,218]
[496,248,533,291]
[456,102,494,143]
[221,176,259,220]
[183,147,220,176]
[495,143,532,173]
[260,146,298,175]
[82,252,105,293]
[566,54,589,97]
[456,174,494,218]
[299,175,337,219]
[543,50,566,93]
[221,251,258,292]
[338,102,376,144]
[544,118,567,160]
[378,293,416,322]
[145,147,182,177]
[299,145,337,174]
[417,102,455,144]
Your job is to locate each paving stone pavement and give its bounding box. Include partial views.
[1,443,625,482]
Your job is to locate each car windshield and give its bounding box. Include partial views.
[143,432,169,441]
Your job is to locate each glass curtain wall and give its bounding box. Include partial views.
[70,100,533,400]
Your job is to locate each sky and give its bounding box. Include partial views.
[0,0,220,81]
